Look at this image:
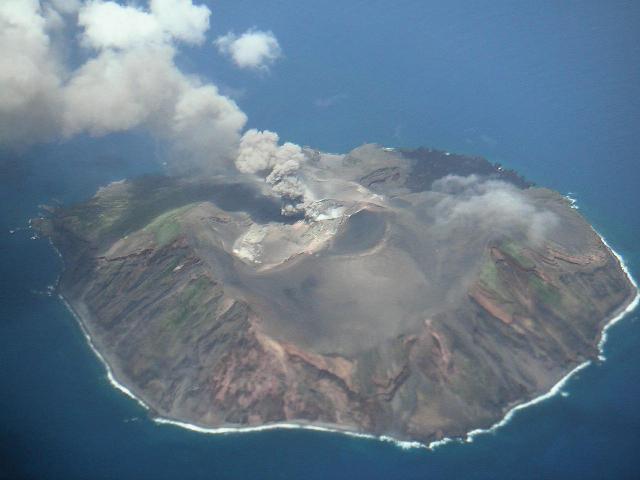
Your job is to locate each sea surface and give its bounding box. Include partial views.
[2,1,640,478]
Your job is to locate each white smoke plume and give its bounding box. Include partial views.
[0,0,248,171]
[2,1,307,217]
[236,129,310,215]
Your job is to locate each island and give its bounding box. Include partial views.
[34,145,637,445]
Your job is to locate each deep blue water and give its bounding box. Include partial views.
[2,1,640,478]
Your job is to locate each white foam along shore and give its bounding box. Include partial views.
[54,208,639,452]
[153,417,426,449]
[429,214,640,450]
[58,291,423,449]
[58,295,149,411]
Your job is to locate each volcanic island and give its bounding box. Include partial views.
[34,145,638,445]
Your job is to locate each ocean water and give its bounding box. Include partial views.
[2,1,640,478]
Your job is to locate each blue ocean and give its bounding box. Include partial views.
[2,1,640,478]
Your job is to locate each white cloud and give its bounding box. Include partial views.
[314,93,347,109]
[78,1,164,50]
[0,0,247,172]
[78,0,210,50]
[431,175,558,244]
[0,0,63,146]
[149,0,210,45]
[215,29,282,70]
[49,0,82,14]
[61,45,184,136]
[170,84,247,165]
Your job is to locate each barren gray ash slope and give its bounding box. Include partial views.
[34,145,637,444]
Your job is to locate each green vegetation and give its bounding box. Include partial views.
[530,275,562,307]
[60,176,224,246]
[144,204,195,246]
[500,240,535,269]
[161,276,214,332]
[479,258,501,291]
[162,256,183,275]
[64,194,131,240]
[450,353,497,402]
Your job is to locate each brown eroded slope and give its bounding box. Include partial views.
[35,147,637,443]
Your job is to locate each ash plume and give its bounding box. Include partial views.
[236,129,311,216]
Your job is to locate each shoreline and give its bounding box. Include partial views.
[54,226,639,452]
[430,226,639,449]
[59,292,425,449]
[58,295,150,412]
